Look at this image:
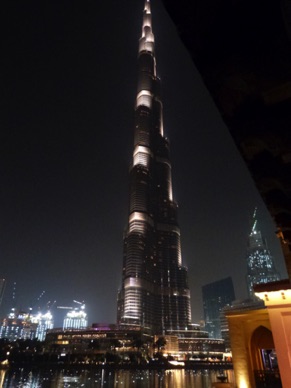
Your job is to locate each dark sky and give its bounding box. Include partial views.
[2,0,287,327]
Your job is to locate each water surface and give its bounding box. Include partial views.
[1,368,235,387]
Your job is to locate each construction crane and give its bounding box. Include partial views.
[73,300,83,305]
[46,300,56,310]
[57,300,86,310]
[57,306,73,310]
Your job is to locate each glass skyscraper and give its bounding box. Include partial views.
[202,277,235,339]
[117,0,191,335]
[246,208,280,297]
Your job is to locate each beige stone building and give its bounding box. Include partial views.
[226,279,291,387]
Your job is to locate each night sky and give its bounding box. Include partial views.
[2,0,287,327]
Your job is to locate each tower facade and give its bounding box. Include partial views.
[246,208,281,298]
[117,0,191,334]
[202,276,235,339]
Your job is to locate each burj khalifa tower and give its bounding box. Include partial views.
[117,0,192,335]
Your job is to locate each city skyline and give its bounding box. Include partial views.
[1,0,287,327]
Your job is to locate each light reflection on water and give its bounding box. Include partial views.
[0,368,234,387]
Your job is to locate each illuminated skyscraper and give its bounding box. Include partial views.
[63,303,87,330]
[117,0,192,334]
[32,311,54,341]
[246,208,280,297]
[0,309,37,341]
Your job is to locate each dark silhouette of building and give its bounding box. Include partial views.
[158,3,291,383]
[117,0,191,335]
[246,209,281,297]
[202,277,235,339]
[161,0,291,280]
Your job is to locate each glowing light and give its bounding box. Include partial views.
[156,223,180,235]
[168,179,173,201]
[142,28,154,42]
[129,221,146,234]
[124,287,141,319]
[136,90,152,108]
[129,212,153,226]
[168,360,185,366]
[155,156,170,168]
[133,145,151,157]
[155,156,173,200]
[142,0,153,39]
[63,304,88,330]
[67,310,87,319]
[133,145,151,167]
[144,0,151,14]
[129,212,146,222]
[237,378,248,388]
[255,288,291,306]
[125,277,143,288]
[139,39,154,54]
[160,114,164,136]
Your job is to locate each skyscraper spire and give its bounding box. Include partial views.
[117,0,192,334]
[246,209,281,298]
[139,1,155,56]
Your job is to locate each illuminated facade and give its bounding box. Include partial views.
[255,280,291,388]
[63,304,87,330]
[0,308,54,341]
[31,311,54,341]
[45,324,225,361]
[246,209,280,298]
[0,309,36,341]
[117,0,191,334]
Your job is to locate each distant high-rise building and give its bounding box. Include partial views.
[63,303,87,330]
[246,209,280,298]
[31,311,54,341]
[202,277,235,339]
[0,308,54,341]
[116,0,191,335]
[0,279,6,306]
[0,309,37,341]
